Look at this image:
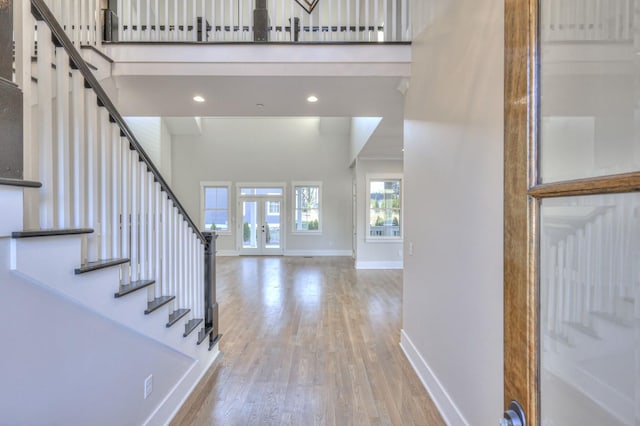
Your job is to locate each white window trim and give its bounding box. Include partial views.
[200,181,232,235]
[292,181,323,235]
[365,173,403,242]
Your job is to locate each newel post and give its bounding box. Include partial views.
[203,231,221,350]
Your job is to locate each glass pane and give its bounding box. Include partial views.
[295,208,320,231]
[240,187,283,196]
[540,193,640,426]
[205,187,227,209]
[369,208,401,237]
[264,200,280,249]
[540,1,639,182]
[242,201,258,249]
[204,210,228,232]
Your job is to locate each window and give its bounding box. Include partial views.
[368,176,402,239]
[201,183,231,233]
[293,183,322,233]
[267,201,280,215]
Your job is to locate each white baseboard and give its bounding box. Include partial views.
[216,250,240,257]
[400,330,468,426]
[355,260,403,270]
[284,250,352,257]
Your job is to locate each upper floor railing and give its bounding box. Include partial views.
[43,0,410,45]
[541,0,634,42]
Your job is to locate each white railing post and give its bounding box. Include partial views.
[99,108,112,259]
[139,163,148,278]
[55,47,71,228]
[85,89,99,261]
[37,23,55,229]
[130,151,139,280]
[111,126,121,259]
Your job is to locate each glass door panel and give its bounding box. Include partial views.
[239,197,283,255]
[241,200,259,250]
[264,200,281,251]
[540,193,639,426]
[539,1,639,183]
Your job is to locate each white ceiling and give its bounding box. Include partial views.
[108,44,410,159]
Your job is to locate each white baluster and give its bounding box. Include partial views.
[37,24,55,229]
[121,141,131,282]
[170,206,176,303]
[71,71,85,230]
[139,164,148,278]
[383,0,388,41]
[148,173,155,281]
[55,47,71,228]
[130,152,139,280]
[155,183,163,296]
[111,126,121,259]
[162,193,170,296]
[99,108,112,259]
[373,0,378,41]
[85,90,99,261]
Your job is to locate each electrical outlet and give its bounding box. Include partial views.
[144,374,153,399]
[409,242,414,256]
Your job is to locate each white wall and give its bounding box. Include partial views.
[170,117,353,255]
[354,158,403,269]
[0,240,193,425]
[350,117,382,164]
[125,116,174,185]
[401,0,504,425]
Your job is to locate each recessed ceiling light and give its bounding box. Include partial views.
[193,95,205,103]
[307,95,318,103]
[256,103,264,108]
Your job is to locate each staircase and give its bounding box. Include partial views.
[540,200,639,425]
[1,1,220,424]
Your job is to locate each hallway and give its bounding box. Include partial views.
[171,256,444,425]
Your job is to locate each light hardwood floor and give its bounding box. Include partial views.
[171,256,445,426]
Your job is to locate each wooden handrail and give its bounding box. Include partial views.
[31,0,205,244]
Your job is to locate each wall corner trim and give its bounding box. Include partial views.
[399,330,469,426]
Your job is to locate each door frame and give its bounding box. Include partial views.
[236,183,286,255]
[504,1,640,424]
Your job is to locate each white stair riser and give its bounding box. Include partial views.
[0,188,24,237]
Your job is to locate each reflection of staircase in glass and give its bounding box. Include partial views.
[540,195,639,425]
[541,0,634,43]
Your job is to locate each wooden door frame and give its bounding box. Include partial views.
[504,1,640,423]
[504,0,540,423]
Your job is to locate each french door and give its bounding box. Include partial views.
[505,1,640,425]
[239,197,283,255]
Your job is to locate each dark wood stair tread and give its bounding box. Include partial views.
[13,228,93,238]
[0,178,42,188]
[209,333,222,351]
[145,296,174,314]
[114,280,155,298]
[75,258,129,274]
[197,326,212,345]
[183,318,203,337]
[167,308,190,327]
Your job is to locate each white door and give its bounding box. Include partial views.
[239,197,283,255]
